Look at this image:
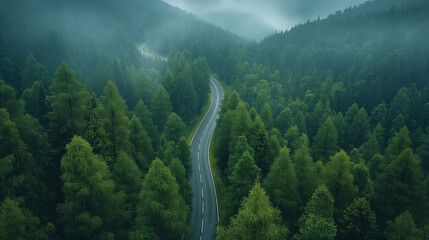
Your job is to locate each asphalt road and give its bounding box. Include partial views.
[189,77,223,240]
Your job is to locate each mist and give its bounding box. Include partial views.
[163,0,368,39]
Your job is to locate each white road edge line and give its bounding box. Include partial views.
[207,77,221,222]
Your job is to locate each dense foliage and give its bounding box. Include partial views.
[1,0,429,239]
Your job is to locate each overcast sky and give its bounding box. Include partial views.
[163,0,368,40]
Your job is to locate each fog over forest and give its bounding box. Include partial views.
[0,0,428,239]
[163,0,368,39]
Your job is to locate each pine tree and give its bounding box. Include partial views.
[131,159,189,240]
[293,134,317,206]
[384,211,421,240]
[296,184,336,240]
[176,136,192,180]
[374,146,428,224]
[47,61,90,155]
[151,85,172,131]
[0,198,54,240]
[174,64,198,122]
[276,107,293,134]
[312,117,338,163]
[191,57,210,111]
[345,104,369,149]
[250,126,272,177]
[101,80,130,157]
[216,182,289,240]
[323,150,358,212]
[57,136,126,239]
[129,115,154,173]
[294,111,307,134]
[162,112,187,143]
[112,152,142,205]
[226,135,250,179]
[264,147,300,225]
[260,102,273,130]
[84,108,113,158]
[224,151,260,224]
[339,197,377,240]
[134,99,158,149]
[169,158,192,205]
[285,125,301,153]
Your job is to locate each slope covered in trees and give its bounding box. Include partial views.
[211,0,429,239]
[1,0,429,239]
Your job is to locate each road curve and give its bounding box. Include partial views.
[189,77,223,240]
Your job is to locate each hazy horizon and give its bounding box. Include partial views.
[162,0,368,39]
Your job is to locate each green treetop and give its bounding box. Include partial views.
[264,147,300,225]
[131,159,189,240]
[101,80,130,157]
[216,182,289,240]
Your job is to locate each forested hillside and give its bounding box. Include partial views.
[212,0,429,239]
[1,0,429,239]
[0,0,236,239]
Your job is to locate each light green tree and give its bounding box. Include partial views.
[57,136,125,240]
[264,147,300,225]
[131,159,189,240]
[323,150,358,212]
[216,182,289,240]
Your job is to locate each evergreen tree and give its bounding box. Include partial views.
[134,99,158,149]
[47,61,90,155]
[260,102,273,130]
[162,112,187,143]
[151,85,172,131]
[285,125,301,153]
[296,184,336,240]
[84,108,112,158]
[112,152,142,205]
[345,104,369,150]
[293,134,317,205]
[23,54,50,91]
[276,107,293,134]
[339,197,377,240]
[0,198,54,240]
[224,151,260,224]
[374,146,428,225]
[323,150,358,212]
[22,80,49,126]
[226,136,251,179]
[174,64,198,122]
[131,159,189,240]
[129,115,154,173]
[176,136,192,180]
[294,111,307,134]
[312,117,338,163]
[191,57,210,111]
[101,80,130,157]
[250,126,272,177]
[169,158,192,205]
[351,162,373,197]
[264,147,300,225]
[384,211,421,240]
[57,136,125,239]
[216,182,289,240]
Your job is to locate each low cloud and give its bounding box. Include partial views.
[163,0,367,39]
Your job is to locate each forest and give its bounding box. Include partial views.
[1,0,429,239]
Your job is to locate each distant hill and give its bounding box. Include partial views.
[0,0,243,74]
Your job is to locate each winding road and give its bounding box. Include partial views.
[189,77,223,240]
